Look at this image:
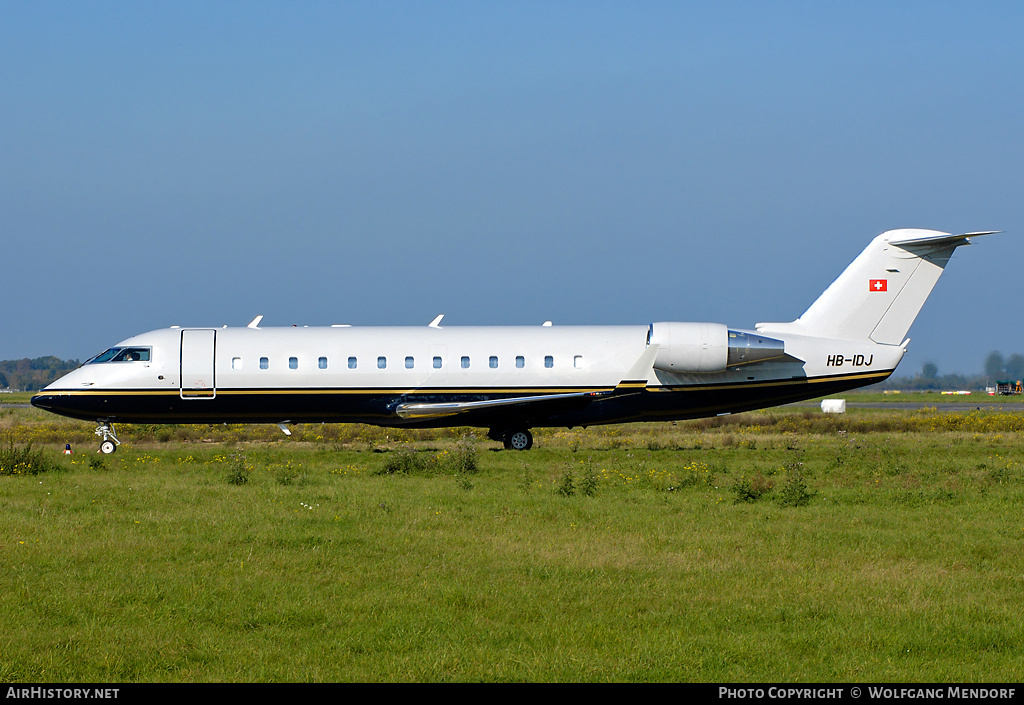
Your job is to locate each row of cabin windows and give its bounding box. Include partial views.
[234,355,582,371]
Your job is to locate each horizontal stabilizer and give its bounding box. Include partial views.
[887,230,998,248]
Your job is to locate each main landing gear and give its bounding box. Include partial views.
[489,428,533,451]
[95,422,121,454]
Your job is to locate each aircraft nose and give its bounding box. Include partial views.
[30,393,54,411]
[30,392,96,422]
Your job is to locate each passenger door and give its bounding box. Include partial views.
[180,329,216,399]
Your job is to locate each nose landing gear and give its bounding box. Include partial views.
[95,422,121,454]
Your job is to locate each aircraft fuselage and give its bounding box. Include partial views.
[31,322,900,429]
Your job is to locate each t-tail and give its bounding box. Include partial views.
[756,229,998,344]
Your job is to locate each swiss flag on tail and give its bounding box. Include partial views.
[869,279,887,292]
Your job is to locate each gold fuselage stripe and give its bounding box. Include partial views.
[38,369,890,398]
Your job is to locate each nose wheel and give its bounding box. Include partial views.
[95,422,121,454]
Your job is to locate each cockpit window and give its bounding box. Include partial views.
[86,347,151,364]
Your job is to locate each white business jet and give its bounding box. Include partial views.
[32,229,996,453]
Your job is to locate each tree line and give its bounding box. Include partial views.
[3,351,1022,393]
[875,350,1024,391]
[0,357,81,392]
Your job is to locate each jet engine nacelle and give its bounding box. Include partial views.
[649,322,729,373]
[649,322,787,373]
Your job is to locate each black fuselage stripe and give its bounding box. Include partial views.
[32,369,893,428]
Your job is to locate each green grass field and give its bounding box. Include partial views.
[1,403,1022,682]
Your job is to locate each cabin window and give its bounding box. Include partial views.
[489,356,498,369]
[433,356,442,369]
[516,356,525,368]
[260,357,269,370]
[405,356,414,369]
[574,355,583,369]
[378,356,387,369]
[348,356,357,369]
[318,357,328,370]
[461,356,470,369]
[289,357,298,370]
[232,357,242,370]
[545,355,554,368]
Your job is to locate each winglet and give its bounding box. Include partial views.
[624,343,660,380]
[247,315,263,329]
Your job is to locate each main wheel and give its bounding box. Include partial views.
[504,429,533,451]
[99,440,117,454]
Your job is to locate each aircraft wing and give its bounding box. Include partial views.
[393,385,643,420]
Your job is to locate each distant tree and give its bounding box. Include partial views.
[30,356,69,371]
[984,351,1006,379]
[0,357,80,391]
[921,362,938,379]
[1006,354,1024,381]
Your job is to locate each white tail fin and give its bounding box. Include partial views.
[757,229,997,344]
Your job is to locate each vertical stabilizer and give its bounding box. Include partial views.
[757,229,996,344]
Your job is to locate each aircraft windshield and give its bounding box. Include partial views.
[86,347,151,364]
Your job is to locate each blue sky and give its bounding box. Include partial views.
[2,1,1021,376]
